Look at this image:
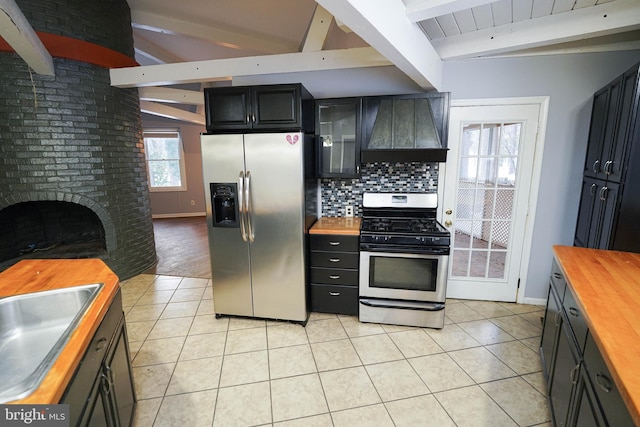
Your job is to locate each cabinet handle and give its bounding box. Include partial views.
[553,272,563,280]
[570,364,580,385]
[328,241,341,246]
[589,183,597,196]
[246,114,250,124]
[604,160,613,175]
[95,337,108,351]
[595,372,612,393]
[329,275,340,280]
[329,292,341,296]
[252,113,256,123]
[599,186,608,201]
[593,159,600,173]
[100,372,111,395]
[568,307,580,317]
[329,258,341,262]
[554,311,562,326]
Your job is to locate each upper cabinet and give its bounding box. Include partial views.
[574,61,640,253]
[316,98,361,178]
[204,84,314,133]
[360,92,450,163]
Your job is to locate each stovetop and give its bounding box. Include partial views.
[359,193,450,253]
[361,217,448,235]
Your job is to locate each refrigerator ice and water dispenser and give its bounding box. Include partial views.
[210,183,239,227]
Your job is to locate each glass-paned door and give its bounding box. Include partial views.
[442,104,540,301]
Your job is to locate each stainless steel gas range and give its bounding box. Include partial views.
[358,192,450,329]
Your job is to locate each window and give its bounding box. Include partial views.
[143,129,187,192]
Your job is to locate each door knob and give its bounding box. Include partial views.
[444,220,452,227]
[445,209,452,215]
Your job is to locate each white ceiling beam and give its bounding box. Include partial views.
[133,31,183,64]
[404,0,496,22]
[0,0,54,75]
[110,46,391,88]
[493,30,640,58]
[432,0,640,59]
[130,9,296,55]
[138,87,204,105]
[302,4,333,52]
[335,18,353,33]
[140,101,205,125]
[315,0,443,90]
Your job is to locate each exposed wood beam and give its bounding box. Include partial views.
[110,46,391,88]
[0,0,54,75]
[335,18,353,33]
[302,4,333,52]
[404,0,496,22]
[133,30,183,64]
[493,30,640,58]
[432,0,640,59]
[138,87,204,105]
[140,101,205,125]
[130,9,296,55]
[316,0,443,90]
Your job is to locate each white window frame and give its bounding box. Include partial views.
[143,129,187,192]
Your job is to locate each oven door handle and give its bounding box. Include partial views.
[359,299,445,312]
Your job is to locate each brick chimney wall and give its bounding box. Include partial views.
[0,0,157,279]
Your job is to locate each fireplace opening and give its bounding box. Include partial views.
[0,201,108,269]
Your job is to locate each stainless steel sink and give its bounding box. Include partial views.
[0,283,103,403]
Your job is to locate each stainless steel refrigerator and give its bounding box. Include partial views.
[201,132,316,323]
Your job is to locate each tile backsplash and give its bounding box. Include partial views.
[321,162,439,217]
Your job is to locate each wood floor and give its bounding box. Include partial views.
[144,216,212,278]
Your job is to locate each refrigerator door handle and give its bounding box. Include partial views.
[245,170,255,242]
[238,171,248,242]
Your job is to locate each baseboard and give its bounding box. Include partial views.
[152,212,206,219]
[522,297,547,306]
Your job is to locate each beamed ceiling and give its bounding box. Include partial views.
[2,0,639,125]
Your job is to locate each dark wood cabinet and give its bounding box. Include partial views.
[583,333,635,427]
[309,234,359,315]
[575,62,640,253]
[540,282,562,385]
[61,290,136,427]
[540,256,634,427]
[315,98,361,178]
[548,320,580,427]
[204,84,314,133]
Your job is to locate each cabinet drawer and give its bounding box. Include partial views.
[550,258,567,301]
[562,286,588,354]
[310,234,359,252]
[583,333,635,427]
[310,284,358,315]
[311,251,359,269]
[311,267,358,286]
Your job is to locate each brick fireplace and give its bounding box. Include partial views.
[0,0,157,279]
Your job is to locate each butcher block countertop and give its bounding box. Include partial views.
[553,245,640,425]
[309,217,361,235]
[0,259,120,404]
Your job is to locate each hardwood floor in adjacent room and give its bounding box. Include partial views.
[145,216,211,279]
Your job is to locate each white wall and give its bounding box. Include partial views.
[142,116,207,217]
[442,51,640,300]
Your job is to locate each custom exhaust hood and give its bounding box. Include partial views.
[360,92,450,163]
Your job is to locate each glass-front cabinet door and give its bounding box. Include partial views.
[316,98,361,178]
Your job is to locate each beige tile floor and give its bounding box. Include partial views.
[120,274,552,427]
